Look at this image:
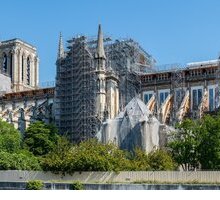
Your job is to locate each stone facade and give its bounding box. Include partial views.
[0,88,54,134]
[0,39,39,92]
[140,60,220,124]
[0,73,11,94]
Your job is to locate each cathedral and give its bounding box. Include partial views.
[0,25,220,152]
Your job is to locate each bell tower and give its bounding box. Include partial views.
[0,39,39,92]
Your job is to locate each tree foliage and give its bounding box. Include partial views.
[0,151,41,170]
[0,119,21,153]
[41,139,132,173]
[198,114,220,170]
[168,115,220,170]
[41,139,175,173]
[23,121,60,156]
[129,148,150,171]
[148,149,176,170]
[26,180,44,190]
[40,136,72,172]
[71,181,84,190]
[168,119,200,170]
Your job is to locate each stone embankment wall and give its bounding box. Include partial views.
[1,182,220,190]
[1,171,220,184]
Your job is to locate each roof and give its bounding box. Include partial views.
[118,97,151,117]
[0,38,36,50]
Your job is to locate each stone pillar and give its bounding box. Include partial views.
[35,56,39,88]
[115,84,119,117]
[18,51,22,86]
[106,80,112,119]
[23,54,27,86]
[12,49,18,91]
[30,57,34,87]
[96,72,106,121]
[6,52,10,75]
[11,49,18,84]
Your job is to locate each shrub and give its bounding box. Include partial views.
[26,180,44,190]
[130,148,150,171]
[70,181,84,190]
[148,149,176,170]
[41,139,132,173]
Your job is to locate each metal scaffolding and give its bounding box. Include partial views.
[106,39,154,110]
[55,36,97,142]
[55,35,155,142]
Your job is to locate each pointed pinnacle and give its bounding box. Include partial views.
[96,24,106,59]
[58,32,64,59]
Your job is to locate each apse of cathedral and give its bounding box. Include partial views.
[0,26,220,152]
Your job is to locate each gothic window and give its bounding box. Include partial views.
[27,57,30,85]
[159,90,170,105]
[175,89,184,108]
[192,88,203,110]
[2,53,7,73]
[209,88,214,111]
[143,91,153,104]
[208,86,216,111]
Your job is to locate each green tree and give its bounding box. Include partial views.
[41,139,132,173]
[198,114,220,170]
[168,118,200,171]
[148,149,176,170]
[23,121,60,156]
[65,139,131,172]
[0,151,41,170]
[40,136,72,172]
[0,119,21,153]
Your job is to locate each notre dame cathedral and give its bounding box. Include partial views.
[0,25,220,152]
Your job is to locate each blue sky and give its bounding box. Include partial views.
[1,0,220,83]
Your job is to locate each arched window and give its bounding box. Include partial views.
[27,57,30,85]
[2,53,7,73]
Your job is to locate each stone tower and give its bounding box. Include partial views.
[0,39,39,92]
[95,24,107,121]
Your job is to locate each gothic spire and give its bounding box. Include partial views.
[57,32,64,59]
[96,24,106,59]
